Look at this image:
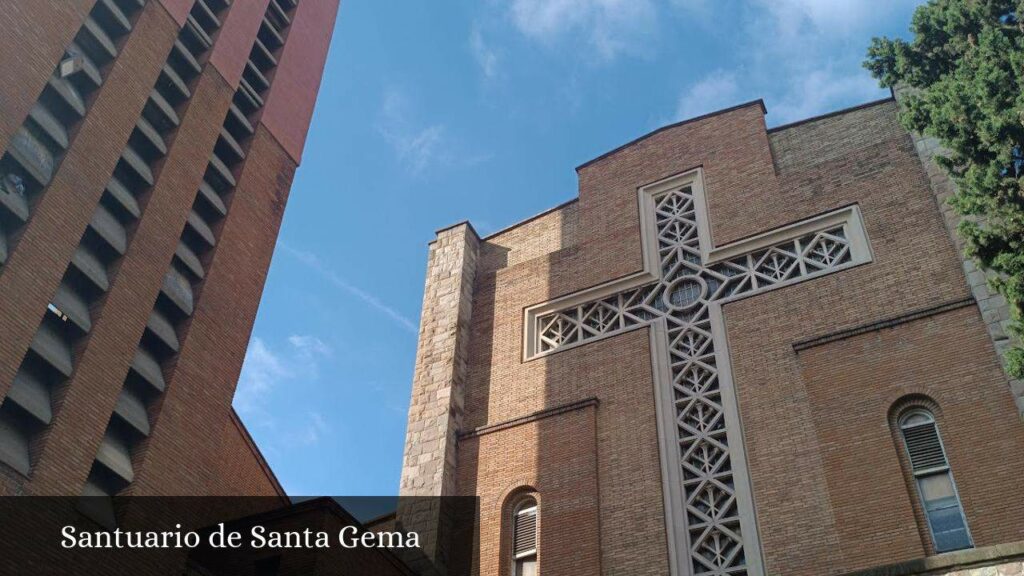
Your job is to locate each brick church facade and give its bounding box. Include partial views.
[0,0,337,501]
[400,97,1024,575]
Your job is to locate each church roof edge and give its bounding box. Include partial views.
[230,408,289,500]
[433,220,480,239]
[767,96,895,133]
[481,197,579,242]
[575,99,768,172]
[459,96,899,246]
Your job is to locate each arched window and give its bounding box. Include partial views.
[898,409,972,553]
[512,497,537,576]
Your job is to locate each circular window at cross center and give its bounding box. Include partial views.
[664,276,706,311]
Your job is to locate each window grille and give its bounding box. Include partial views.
[898,409,972,553]
[512,499,537,576]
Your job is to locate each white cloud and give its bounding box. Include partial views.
[377,89,491,174]
[281,243,418,334]
[389,123,445,175]
[769,66,883,124]
[296,411,330,446]
[234,337,289,417]
[669,0,710,11]
[752,0,910,39]
[470,27,498,78]
[667,0,915,126]
[675,70,740,121]
[510,0,581,39]
[377,90,447,174]
[509,0,656,61]
[288,335,332,363]
[741,0,913,124]
[736,0,920,63]
[235,334,332,427]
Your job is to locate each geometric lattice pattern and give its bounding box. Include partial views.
[535,185,853,576]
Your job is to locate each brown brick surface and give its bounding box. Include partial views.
[0,0,178,405]
[155,0,192,27]
[207,410,286,496]
[404,99,1024,575]
[478,201,578,275]
[0,0,92,157]
[0,0,336,502]
[722,101,1011,574]
[891,87,1024,410]
[461,328,669,576]
[459,405,602,576]
[795,307,1024,574]
[568,103,777,297]
[25,64,235,496]
[130,125,296,496]
[209,0,271,90]
[261,0,340,162]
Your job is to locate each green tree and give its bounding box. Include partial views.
[865,0,1024,377]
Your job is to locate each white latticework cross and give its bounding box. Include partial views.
[524,170,872,576]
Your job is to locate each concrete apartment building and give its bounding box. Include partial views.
[0,0,337,504]
[400,97,1024,576]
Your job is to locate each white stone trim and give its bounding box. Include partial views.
[708,304,764,576]
[650,322,688,576]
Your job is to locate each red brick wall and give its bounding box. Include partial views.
[571,102,776,295]
[131,126,296,496]
[477,201,578,274]
[458,404,602,576]
[718,101,1024,574]
[796,306,1024,571]
[207,410,286,497]
[0,0,334,499]
[261,0,339,162]
[29,65,235,496]
[156,0,192,27]
[461,317,670,574]
[209,0,271,89]
[454,99,1024,575]
[0,1,92,157]
[0,0,177,407]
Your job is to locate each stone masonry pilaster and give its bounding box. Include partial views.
[400,222,479,496]
[397,223,478,575]
[894,87,1024,413]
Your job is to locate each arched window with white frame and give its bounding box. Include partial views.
[511,496,537,576]
[898,408,972,553]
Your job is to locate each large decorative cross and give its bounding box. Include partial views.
[522,169,872,576]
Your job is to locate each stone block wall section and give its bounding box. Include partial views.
[400,222,480,498]
[894,87,1024,413]
[398,222,479,573]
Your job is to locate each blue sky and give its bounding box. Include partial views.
[235,0,923,495]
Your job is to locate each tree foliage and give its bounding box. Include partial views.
[865,0,1024,377]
